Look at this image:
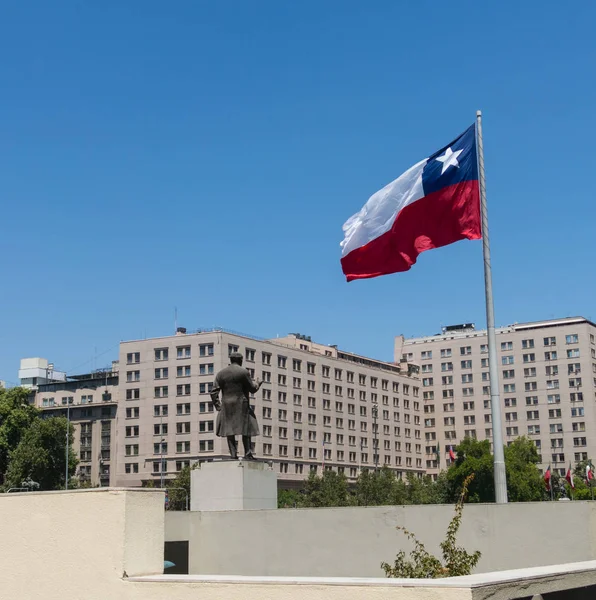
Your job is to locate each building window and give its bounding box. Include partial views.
[200,344,214,357]
[177,384,191,396]
[177,346,191,359]
[125,444,139,456]
[199,421,214,433]
[177,365,191,377]
[199,440,214,452]
[154,423,168,435]
[125,426,139,437]
[155,348,168,361]
[155,368,168,379]
[154,386,168,398]
[154,404,168,417]
[566,334,579,344]
[126,371,140,382]
[126,352,140,364]
[176,403,191,415]
[176,422,191,434]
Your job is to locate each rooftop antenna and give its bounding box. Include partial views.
[175,306,178,333]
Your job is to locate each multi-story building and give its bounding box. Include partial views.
[115,327,423,487]
[397,317,596,477]
[35,366,119,487]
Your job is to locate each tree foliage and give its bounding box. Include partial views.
[167,464,195,510]
[279,437,570,509]
[446,438,494,502]
[277,467,449,509]
[382,475,481,578]
[300,469,352,507]
[0,387,39,483]
[4,416,78,491]
[446,437,545,503]
[504,437,544,502]
[0,387,79,491]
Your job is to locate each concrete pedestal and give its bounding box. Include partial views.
[190,460,277,512]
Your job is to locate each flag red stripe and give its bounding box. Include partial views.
[341,181,481,281]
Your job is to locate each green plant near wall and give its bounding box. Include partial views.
[382,474,481,578]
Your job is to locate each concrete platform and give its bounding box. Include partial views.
[190,460,277,511]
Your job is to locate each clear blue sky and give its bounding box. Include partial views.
[1,1,595,383]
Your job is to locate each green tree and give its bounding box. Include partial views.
[300,469,352,507]
[404,472,447,505]
[446,438,494,502]
[571,460,594,500]
[4,416,78,491]
[0,387,39,483]
[354,467,407,506]
[445,437,545,503]
[504,437,544,502]
[167,464,195,510]
[278,488,304,508]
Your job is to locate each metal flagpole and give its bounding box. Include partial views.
[65,402,70,490]
[476,110,508,504]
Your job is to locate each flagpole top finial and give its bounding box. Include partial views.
[476,110,482,117]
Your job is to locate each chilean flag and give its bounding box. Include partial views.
[544,465,552,492]
[449,446,456,462]
[566,464,575,489]
[340,125,481,281]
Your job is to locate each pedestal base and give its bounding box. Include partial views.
[190,460,277,512]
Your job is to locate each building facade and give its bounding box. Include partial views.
[397,317,596,476]
[35,368,119,487]
[115,328,423,487]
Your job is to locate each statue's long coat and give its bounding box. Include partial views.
[211,364,260,437]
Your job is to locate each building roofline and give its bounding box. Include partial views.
[122,327,415,378]
[403,316,595,344]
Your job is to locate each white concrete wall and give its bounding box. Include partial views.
[165,501,596,577]
[0,488,164,598]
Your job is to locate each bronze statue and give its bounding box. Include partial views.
[210,352,263,459]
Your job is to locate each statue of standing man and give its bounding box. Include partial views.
[210,352,263,460]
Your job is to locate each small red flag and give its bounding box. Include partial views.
[449,446,456,462]
[544,465,552,491]
[566,464,575,489]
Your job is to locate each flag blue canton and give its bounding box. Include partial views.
[422,125,478,196]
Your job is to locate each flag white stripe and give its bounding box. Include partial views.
[340,159,426,257]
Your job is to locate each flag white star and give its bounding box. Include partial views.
[435,147,463,175]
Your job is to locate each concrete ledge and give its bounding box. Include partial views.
[0,487,164,497]
[128,561,596,600]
